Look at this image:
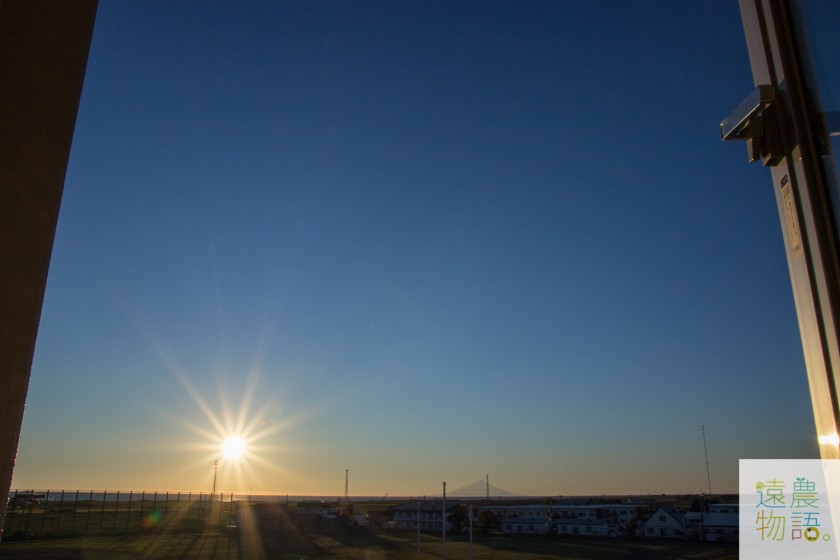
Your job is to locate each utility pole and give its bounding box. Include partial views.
[442,482,447,560]
[469,503,473,560]
[211,459,219,525]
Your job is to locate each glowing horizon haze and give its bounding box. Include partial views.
[12,0,819,498]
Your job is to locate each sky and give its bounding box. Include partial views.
[12,0,822,498]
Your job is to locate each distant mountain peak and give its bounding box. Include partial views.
[447,480,518,497]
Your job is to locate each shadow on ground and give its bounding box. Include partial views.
[0,533,236,560]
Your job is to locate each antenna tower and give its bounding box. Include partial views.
[702,425,712,494]
[345,469,349,502]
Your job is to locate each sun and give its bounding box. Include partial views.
[169,367,308,492]
[222,436,246,459]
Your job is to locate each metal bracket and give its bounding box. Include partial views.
[721,85,783,166]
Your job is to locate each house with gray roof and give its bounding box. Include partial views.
[640,505,685,539]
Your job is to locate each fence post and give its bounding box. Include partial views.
[99,491,107,534]
[85,491,93,535]
[56,490,65,536]
[125,491,133,533]
[218,491,223,526]
[24,490,34,540]
[40,489,50,536]
[138,491,145,533]
[3,490,14,537]
[112,491,120,533]
[70,490,79,535]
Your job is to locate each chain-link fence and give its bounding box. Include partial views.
[3,490,239,541]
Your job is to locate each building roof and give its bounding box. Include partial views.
[503,517,552,525]
[389,500,460,513]
[684,512,738,528]
[702,513,738,528]
[643,505,684,527]
[557,517,609,526]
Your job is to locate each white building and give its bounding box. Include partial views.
[557,517,610,537]
[502,517,552,535]
[640,506,685,539]
[389,500,459,531]
[684,503,739,542]
[481,504,553,520]
[601,504,642,526]
[296,501,341,518]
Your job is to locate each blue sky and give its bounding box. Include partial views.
[13,1,819,497]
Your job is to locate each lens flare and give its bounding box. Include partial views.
[818,433,840,446]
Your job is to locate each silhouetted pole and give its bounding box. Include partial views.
[442,482,447,560]
[469,503,473,560]
[702,425,712,494]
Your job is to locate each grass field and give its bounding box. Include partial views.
[0,533,237,560]
[312,528,738,559]
[0,530,739,560]
[0,527,739,559]
[1,499,739,559]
